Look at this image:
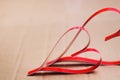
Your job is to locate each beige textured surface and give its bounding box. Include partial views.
[0,0,120,80]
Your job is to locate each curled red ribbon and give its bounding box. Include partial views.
[28,8,120,76]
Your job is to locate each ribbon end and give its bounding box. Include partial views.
[27,67,40,76]
[105,29,120,41]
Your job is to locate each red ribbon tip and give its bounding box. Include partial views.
[105,29,120,41]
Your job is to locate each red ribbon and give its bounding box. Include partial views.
[28,8,120,76]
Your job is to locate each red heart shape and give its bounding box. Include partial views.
[28,8,120,76]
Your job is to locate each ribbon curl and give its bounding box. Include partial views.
[28,8,120,76]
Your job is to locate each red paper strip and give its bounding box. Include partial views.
[28,8,120,76]
[28,27,92,75]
